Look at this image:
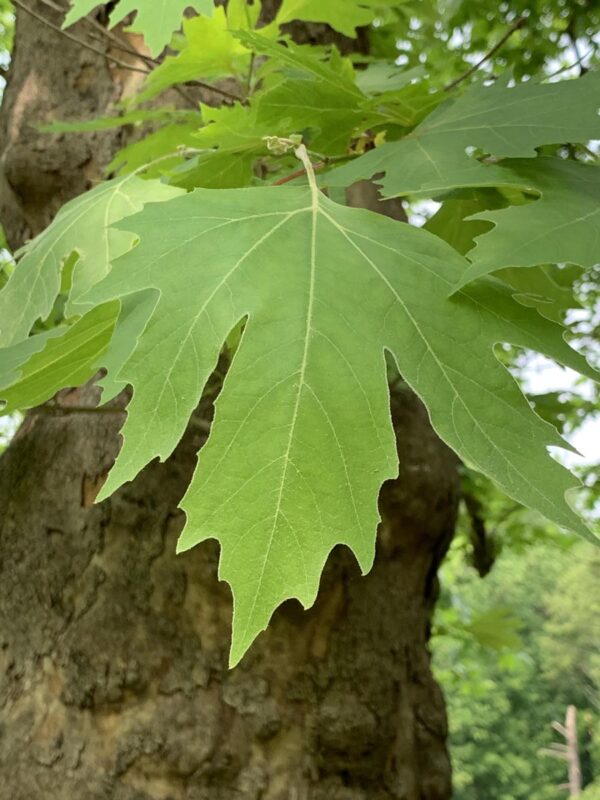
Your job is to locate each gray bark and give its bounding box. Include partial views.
[0,4,459,798]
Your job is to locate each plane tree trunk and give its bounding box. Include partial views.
[0,3,459,798]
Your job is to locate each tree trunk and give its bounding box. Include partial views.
[0,4,459,798]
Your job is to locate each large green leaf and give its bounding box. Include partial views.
[64,0,215,57]
[0,176,182,347]
[325,72,600,197]
[457,158,600,289]
[76,163,597,665]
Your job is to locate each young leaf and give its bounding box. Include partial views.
[235,31,363,100]
[138,10,250,102]
[457,158,600,289]
[234,33,379,152]
[325,72,600,197]
[0,176,182,346]
[79,159,596,665]
[64,0,215,58]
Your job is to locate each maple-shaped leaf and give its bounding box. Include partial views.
[64,0,215,57]
[0,176,182,347]
[326,72,600,197]
[457,158,600,289]
[79,161,597,665]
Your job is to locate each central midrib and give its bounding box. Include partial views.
[240,190,319,645]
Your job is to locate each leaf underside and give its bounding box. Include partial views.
[74,182,598,665]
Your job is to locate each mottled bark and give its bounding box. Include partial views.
[0,4,459,798]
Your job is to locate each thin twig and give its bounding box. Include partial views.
[42,0,155,62]
[183,79,242,102]
[545,46,595,80]
[444,16,526,91]
[56,0,244,101]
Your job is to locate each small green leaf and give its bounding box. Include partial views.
[355,64,425,95]
[0,329,62,393]
[64,0,216,57]
[235,31,362,100]
[169,150,256,190]
[424,186,581,321]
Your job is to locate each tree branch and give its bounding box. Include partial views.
[12,0,151,74]
[30,403,128,415]
[444,16,526,91]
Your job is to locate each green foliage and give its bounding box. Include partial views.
[434,538,600,800]
[1,0,599,663]
[582,781,600,800]
[367,0,599,84]
[0,0,12,56]
[539,549,600,695]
